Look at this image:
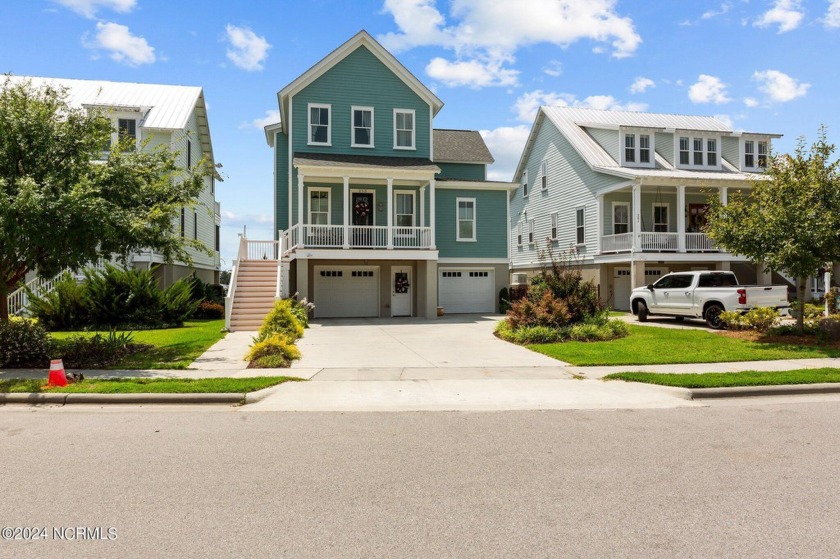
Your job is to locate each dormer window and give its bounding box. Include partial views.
[118,118,136,151]
[677,134,721,169]
[742,138,769,171]
[621,131,655,168]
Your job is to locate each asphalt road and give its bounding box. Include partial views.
[2,401,840,558]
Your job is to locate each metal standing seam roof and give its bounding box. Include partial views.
[6,76,215,165]
[433,129,495,164]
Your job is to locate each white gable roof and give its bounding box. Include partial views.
[7,76,214,165]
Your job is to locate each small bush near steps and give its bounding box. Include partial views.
[246,298,312,368]
[246,334,301,368]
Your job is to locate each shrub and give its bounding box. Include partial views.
[817,317,840,342]
[161,279,200,324]
[185,276,225,306]
[495,320,565,344]
[0,319,51,368]
[495,317,628,345]
[257,299,304,342]
[193,300,224,319]
[288,295,315,329]
[721,307,780,332]
[246,333,301,364]
[250,354,292,368]
[85,265,164,327]
[498,287,511,314]
[828,287,840,315]
[54,331,141,369]
[26,273,89,330]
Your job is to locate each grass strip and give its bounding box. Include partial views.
[604,368,840,389]
[0,376,302,394]
[530,324,840,366]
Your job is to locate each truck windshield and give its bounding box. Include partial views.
[698,274,738,287]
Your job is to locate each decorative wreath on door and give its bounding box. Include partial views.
[394,274,410,294]
[354,198,371,220]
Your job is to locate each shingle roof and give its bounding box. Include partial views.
[294,152,438,171]
[433,129,494,164]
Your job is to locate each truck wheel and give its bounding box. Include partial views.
[637,302,649,322]
[704,303,725,329]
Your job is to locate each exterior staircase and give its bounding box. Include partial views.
[228,259,278,331]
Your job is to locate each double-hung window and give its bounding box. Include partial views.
[757,141,768,167]
[540,160,548,190]
[395,191,414,228]
[624,135,636,163]
[623,132,654,167]
[693,138,704,165]
[308,104,331,145]
[118,118,136,151]
[352,106,373,148]
[744,140,755,168]
[743,139,769,170]
[550,212,558,240]
[680,135,721,168]
[522,170,528,197]
[576,208,585,244]
[309,189,330,225]
[613,202,629,235]
[679,137,690,165]
[639,135,651,163]
[528,219,535,244]
[394,109,415,149]
[653,203,669,233]
[517,222,523,246]
[456,198,476,241]
[455,198,475,241]
[706,139,717,166]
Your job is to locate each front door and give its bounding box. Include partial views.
[391,267,411,317]
[351,192,374,246]
[688,204,709,233]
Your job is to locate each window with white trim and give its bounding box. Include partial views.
[394,109,415,149]
[757,140,768,167]
[613,202,629,235]
[309,188,330,225]
[456,198,475,241]
[118,118,137,151]
[352,106,373,147]
[517,222,523,246]
[653,203,669,233]
[743,139,769,170]
[550,212,558,240]
[622,132,655,167]
[540,160,548,190]
[394,191,415,228]
[308,104,331,145]
[528,219,535,244]
[706,139,717,166]
[522,170,528,197]
[678,134,721,169]
[576,208,585,244]
[679,137,690,165]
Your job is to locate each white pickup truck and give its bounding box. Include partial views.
[630,271,789,329]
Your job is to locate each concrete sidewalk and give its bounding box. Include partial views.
[568,357,840,379]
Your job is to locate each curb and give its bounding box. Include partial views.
[244,383,290,404]
[0,393,245,406]
[689,383,840,400]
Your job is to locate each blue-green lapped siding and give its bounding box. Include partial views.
[435,189,507,259]
[275,132,289,233]
[436,162,486,181]
[290,45,430,159]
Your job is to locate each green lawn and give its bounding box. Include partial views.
[0,376,300,394]
[529,324,840,366]
[605,368,840,388]
[51,319,226,369]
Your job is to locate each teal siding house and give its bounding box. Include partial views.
[257,31,514,320]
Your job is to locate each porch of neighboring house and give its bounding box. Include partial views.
[597,183,749,255]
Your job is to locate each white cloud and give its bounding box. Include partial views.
[688,74,731,104]
[753,69,810,102]
[86,22,156,66]
[826,0,840,27]
[744,97,760,108]
[513,89,647,123]
[242,109,281,130]
[702,2,732,20]
[543,60,563,77]
[426,56,519,88]
[754,0,804,33]
[629,76,655,94]
[480,126,531,181]
[53,0,135,18]
[380,0,641,89]
[224,25,271,71]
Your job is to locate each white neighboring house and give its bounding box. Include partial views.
[509,106,799,311]
[11,76,222,287]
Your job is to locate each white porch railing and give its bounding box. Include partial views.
[304,225,344,248]
[686,233,717,251]
[244,239,279,260]
[601,233,633,253]
[279,224,433,251]
[7,269,70,316]
[392,227,432,248]
[640,232,679,251]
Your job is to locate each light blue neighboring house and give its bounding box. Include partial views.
[510,106,785,311]
[248,31,514,322]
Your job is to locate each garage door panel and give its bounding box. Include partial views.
[315,267,379,318]
[439,269,494,314]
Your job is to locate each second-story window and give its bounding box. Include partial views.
[693,138,703,165]
[576,208,585,244]
[757,141,768,167]
[394,109,415,149]
[551,212,558,240]
[186,139,192,168]
[352,106,373,148]
[522,170,528,197]
[308,104,331,145]
[679,137,690,165]
[118,118,136,151]
[639,135,651,163]
[624,135,635,163]
[528,219,535,244]
[540,160,548,190]
[456,198,476,241]
[193,210,198,239]
[623,132,654,167]
[517,222,523,246]
[706,139,717,166]
[681,135,720,168]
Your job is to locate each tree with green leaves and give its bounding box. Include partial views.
[705,127,840,332]
[0,76,210,320]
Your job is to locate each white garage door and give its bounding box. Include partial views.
[439,269,494,314]
[314,266,379,318]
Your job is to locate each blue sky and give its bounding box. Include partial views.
[3,0,839,268]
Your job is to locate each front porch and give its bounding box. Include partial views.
[598,183,748,255]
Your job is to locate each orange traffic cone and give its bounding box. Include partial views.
[48,359,68,387]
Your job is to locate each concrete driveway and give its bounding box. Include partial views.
[292,314,565,373]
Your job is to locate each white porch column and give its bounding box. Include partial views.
[677,185,686,252]
[420,186,426,229]
[386,177,394,249]
[297,173,305,228]
[596,194,604,255]
[342,176,350,249]
[720,186,728,206]
[429,178,436,249]
[631,182,641,252]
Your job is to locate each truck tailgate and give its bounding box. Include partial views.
[744,286,789,309]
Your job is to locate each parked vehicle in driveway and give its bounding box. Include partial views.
[630,271,789,329]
